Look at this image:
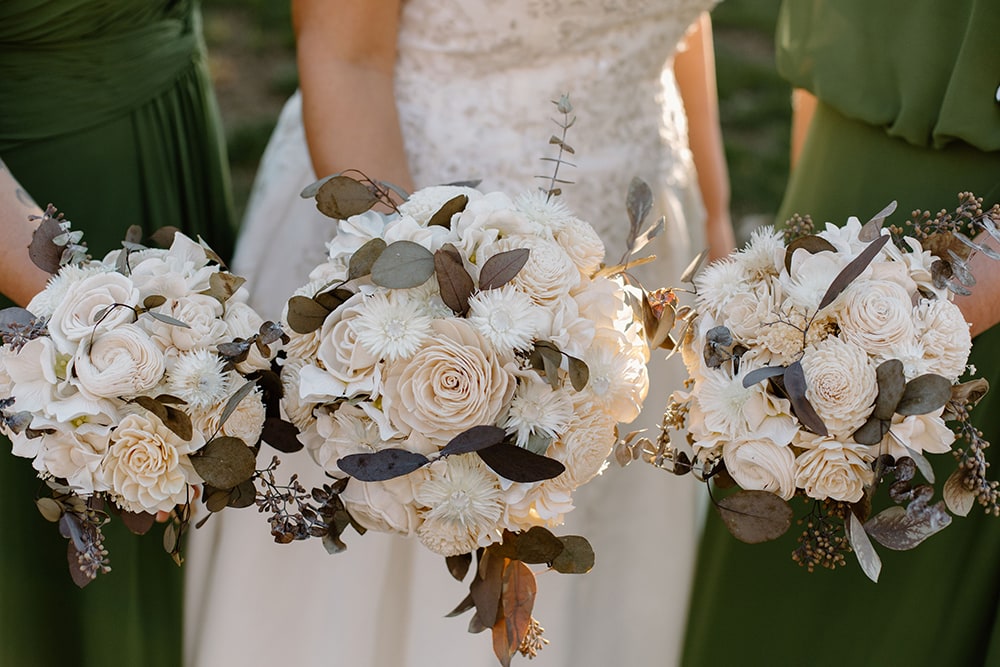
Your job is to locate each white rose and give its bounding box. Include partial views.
[342,474,426,537]
[312,292,381,399]
[837,280,916,360]
[381,319,516,445]
[546,395,619,489]
[73,325,165,398]
[399,185,482,226]
[145,294,228,354]
[555,217,605,277]
[31,419,111,494]
[26,263,113,320]
[48,271,139,354]
[104,410,204,513]
[578,330,649,423]
[915,298,971,380]
[800,336,878,438]
[880,410,955,458]
[793,436,874,503]
[782,249,848,313]
[190,387,267,445]
[723,438,797,500]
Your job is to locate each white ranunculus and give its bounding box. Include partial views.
[915,298,971,380]
[782,249,849,313]
[800,336,878,438]
[190,386,267,446]
[73,325,165,399]
[793,436,874,503]
[381,318,516,445]
[837,280,916,360]
[723,438,796,500]
[48,271,139,354]
[342,473,427,537]
[145,294,228,354]
[104,410,204,513]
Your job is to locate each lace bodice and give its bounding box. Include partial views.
[396,0,717,271]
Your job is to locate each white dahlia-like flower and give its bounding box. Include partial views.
[350,291,433,362]
[578,331,648,423]
[836,279,916,360]
[793,435,874,503]
[415,455,504,556]
[736,226,784,279]
[167,349,230,409]
[693,258,749,316]
[915,298,972,381]
[466,285,541,354]
[800,336,878,438]
[555,217,605,278]
[514,190,574,235]
[502,375,574,447]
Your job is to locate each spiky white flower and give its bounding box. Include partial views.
[736,226,784,279]
[167,349,230,409]
[350,291,433,362]
[503,375,574,447]
[514,190,574,235]
[466,285,540,354]
[415,455,504,556]
[26,263,113,319]
[694,258,749,316]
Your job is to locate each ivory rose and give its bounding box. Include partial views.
[73,325,165,399]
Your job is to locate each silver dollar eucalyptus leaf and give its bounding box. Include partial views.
[848,511,882,583]
[864,504,952,551]
[943,468,976,517]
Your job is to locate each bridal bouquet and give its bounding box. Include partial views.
[269,168,649,662]
[641,195,1000,581]
[0,208,285,586]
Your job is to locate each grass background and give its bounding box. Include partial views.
[201,0,792,238]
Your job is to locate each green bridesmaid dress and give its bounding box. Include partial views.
[0,1,234,664]
[683,1,1000,665]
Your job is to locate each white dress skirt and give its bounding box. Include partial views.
[186,1,713,665]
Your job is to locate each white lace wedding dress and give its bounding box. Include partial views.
[186,1,714,665]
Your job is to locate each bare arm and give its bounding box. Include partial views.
[789,88,817,169]
[293,0,414,192]
[955,232,1000,338]
[0,158,50,306]
[674,13,735,261]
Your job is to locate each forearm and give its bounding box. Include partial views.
[955,232,1000,338]
[0,158,50,306]
[675,12,734,261]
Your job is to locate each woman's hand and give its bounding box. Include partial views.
[0,158,50,306]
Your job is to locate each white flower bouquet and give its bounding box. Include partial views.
[645,195,1000,581]
[0,209,286,585]
[270,166,650,662]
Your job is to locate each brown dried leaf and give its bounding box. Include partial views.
[262,417,303,453]
[207,271,245,304]
[680,249,708,284]
[440,425,506,458]
[446,553,473,582]
[493,561,536,667]
[227,479,257,509]
[945,378,990,420]
[784,361,828,436]
[853,415,890,446]
[315,175,379,219]
[120,511,155,536]
[337,448,430,481]
[716,490,793,544]
[150,225,180,249]
[550,535,595,574]
[285,295,330,335]
[35,498,63,523]
[943,468,976,517]
[347,237,387,281]
[191,437,257,490]
[783,235,836,274]
[28,215,65,274]
[447,591,476,618]
[492,527,564,564]
[567,355,589,391]
[872,359,906,420]
[896,374,952,416]
[859,201,897,242]
[477,443,565,483]
[434,246,475,315]
[479,248,530,291]
[818,235,891,311]
[471,551,505,631]
[428,194,469,228]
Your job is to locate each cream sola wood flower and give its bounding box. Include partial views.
[415,454,505,556]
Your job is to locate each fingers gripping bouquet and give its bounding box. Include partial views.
[646,195,1000,581]
[273,162,650,662]
[0,208,285,586]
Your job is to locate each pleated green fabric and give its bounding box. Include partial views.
[0,1,234,664]
[682,2,1000,664]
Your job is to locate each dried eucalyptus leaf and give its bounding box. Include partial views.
[315,175,379,219]
[162,521,179,555]
[370,240,435,289]
[896,374,952,416]
[132,395,168,423]
[945,378,990,420]
[648,306,676,351]
[550,535,595,574]
[497,560,537,666]
[337,448,430,482]
[864,504,952,551]
[567,355,589,391]
[847,511,882,583]
[447,592,476,617]
[428,194,469,228]
[191,436,257,489]
[227,478,257,509]
[262,416,303,453]
[35,497,63,523]
[947,250,976,287]
[873,359,906,420]
[785,361,829,436]
[507,526,564,564]
[120,511,155,536]
[207,271,246,303]
[818,235,891,311]
[147,310,191,329]
[524,432,552,456]
[300,174,337,199]
[943,468,976,517]
[853,416,890,445]
[447,553,473,582]
[859,201,897,242]
[742,365,786,388]
[479,248,531,291]
[205,487,231,512]
[314,287,353,312]
[902,444,935,484]
[440,425,507,457]
[285,295,330,335]
[219,380,256,429]
[28,216,65,273]
[716,490,793,544]
[471,550,504,630]
[783,235,836,274]
[477,443,565,483]
[434,247,475,315]
[625,177,653,248]
[955,232,1000,261]
[680,249,708,284]
[150,226,179,249]
[162,405,193,441]
[347,237,388,281]
[143,294,167,310]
